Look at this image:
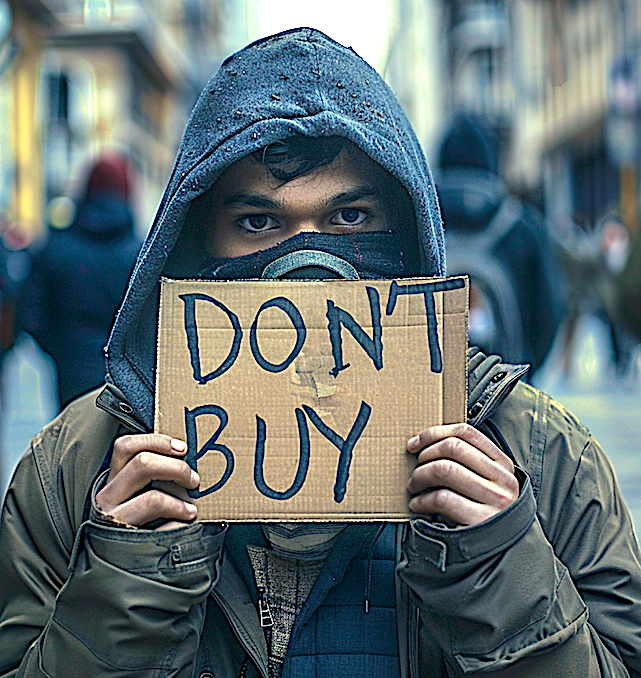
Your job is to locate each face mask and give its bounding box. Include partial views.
[198,231,413,281]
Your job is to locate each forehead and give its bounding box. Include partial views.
[211,142,397,198]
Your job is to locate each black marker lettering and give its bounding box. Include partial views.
[184,404,234,498]
[326,286,383,378]
[181,293,242,384]
[385,279,464,373]
[302,402,372,503]
[250,297,307,373]
[254,409,311,499]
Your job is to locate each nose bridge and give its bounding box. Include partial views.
[290,218,324,235]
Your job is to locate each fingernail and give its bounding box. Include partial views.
[171,438,187,452]
[187,502,197,516]
[407,435,420,451]
[191,470,200,485]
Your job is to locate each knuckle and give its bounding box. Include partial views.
[447,437,467,458]
[145,490,167,512]
[454,422,473,439]
[407,467,425,494]
[180,501,197,519]
[133,450,155,472]
[495,492,512,509]
[181,461,194,480]
[113,435,136,457]
[431,488,453,512]
[140,433,164,451]
[432,459,454,483]
[492,483,517,509]
[506,475,520,499]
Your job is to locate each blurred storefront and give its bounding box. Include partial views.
[511,0,624,236]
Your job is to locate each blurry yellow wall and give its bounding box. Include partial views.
[5,5,46,242]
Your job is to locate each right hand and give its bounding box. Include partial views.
[95,434,200,531]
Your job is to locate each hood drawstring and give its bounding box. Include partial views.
[364,524,387,614]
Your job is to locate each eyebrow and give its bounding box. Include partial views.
[221,185,384,211]
[327,186,384,207]
[222,193,282,209]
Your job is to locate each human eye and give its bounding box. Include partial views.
[237,214,279,233]
[330,208,369,227]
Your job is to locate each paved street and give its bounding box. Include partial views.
[1,316,640,534]
[532,314,641,532]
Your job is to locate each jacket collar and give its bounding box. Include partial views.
[96,382,147,433]
[466,346,528,426]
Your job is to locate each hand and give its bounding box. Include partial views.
[406,423,519,527]
[95,434,200,531]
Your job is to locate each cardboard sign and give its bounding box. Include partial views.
[155,276,468,522]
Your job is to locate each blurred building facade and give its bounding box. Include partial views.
[427,0,641,239]
[0,0,239,244]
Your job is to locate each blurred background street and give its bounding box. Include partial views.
[0,0,640,532]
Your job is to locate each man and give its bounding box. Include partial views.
[0,28,639,678]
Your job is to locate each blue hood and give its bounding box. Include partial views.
[106,27,446,428]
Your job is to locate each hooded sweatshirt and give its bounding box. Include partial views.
[105,27,446,430]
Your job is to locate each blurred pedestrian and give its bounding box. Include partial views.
[436,112,563,376]
[18,152,141,409]
[555,213,637,377]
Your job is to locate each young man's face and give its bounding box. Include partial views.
[206,143,405,258]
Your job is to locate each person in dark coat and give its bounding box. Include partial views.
[18,152,141,409]
[436,112,563,376]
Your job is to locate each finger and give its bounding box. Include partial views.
[108,490,198,527]
[97,452,199,511]
[414,436,510,483]
[407,458,518,508]
[155,520,192,532]
[109,434,188,480]
[407,423,514,474]
[409,487,501,526]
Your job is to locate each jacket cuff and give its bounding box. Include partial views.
[399,470,588,673]
[41,519,227,675]
[406,467,532,571]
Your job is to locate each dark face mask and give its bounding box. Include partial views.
[198,231,417,281]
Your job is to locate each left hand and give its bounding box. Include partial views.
[406,423,519,527]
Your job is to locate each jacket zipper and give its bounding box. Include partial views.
[257,585,274,650]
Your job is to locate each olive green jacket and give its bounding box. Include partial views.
[1,355,640,677]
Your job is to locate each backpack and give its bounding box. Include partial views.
[444,194,561,373]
